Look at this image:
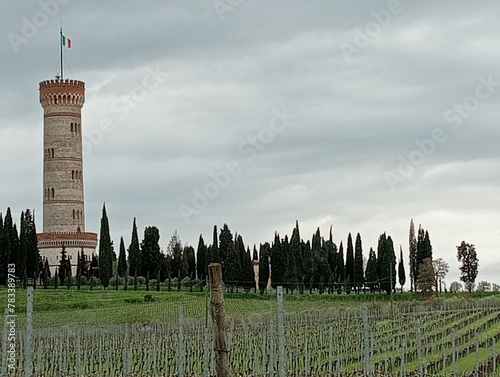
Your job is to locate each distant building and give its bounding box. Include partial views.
[37,79,97,273]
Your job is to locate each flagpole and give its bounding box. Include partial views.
[60,26,63,79]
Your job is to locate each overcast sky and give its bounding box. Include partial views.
[1,1,499,288]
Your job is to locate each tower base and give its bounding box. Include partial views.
[37,231,98,275]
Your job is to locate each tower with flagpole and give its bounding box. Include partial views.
[37,28,97,274]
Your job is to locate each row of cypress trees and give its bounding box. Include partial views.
[0,207,40,284]
[99,211,411,294]
[1,204,431,296]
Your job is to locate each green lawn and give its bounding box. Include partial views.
[1,286,498,329]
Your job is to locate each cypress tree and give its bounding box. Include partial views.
[317,239,331,293]
[166,256,172,291]
[302,240,314,293]
[271,232,286,289]
[336,242,345,294]
[98,204,113,288]
[224,242,241,291]
[118,236,127,278]
[353,233,364,293]
[345,233,355,293]
[236,234,253,291]
[219,224,233,277]
[325,226,337,279]
[168,230,183,280]
[90,253,99,278]
[416,226,433,289]
[141,226,165,280]
[183,245,195,279]
[409,219,417,292]
[258,242,270,294]
[365,247,378,292]
[128,218,141,277]
[42,261,48,289]
[423,231,433,260]
[5,209,19,269]
[376,233,387,284]
[0,213,7,284]
[17,211,27,281]
[310,229,323,289]
[286,225,301,293]
[78,249,88,279]
[241,247,255,292]
[379,234,396,294]
[398,246,406,292]
[211,225,219,264]
[196,234,207,281]
[66,264,72,290]
[3,210,12,268]
[24,210,39,281]
[235,234,245,288]
[182,247,189,279]
[58,246,71,285]
[294,222,305,292]
[76,251,82,290]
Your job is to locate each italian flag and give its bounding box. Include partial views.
[61,35,71,48]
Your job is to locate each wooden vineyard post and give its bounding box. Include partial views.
[208,263,229,377]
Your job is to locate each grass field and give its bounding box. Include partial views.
[1,287,500,376]
[1,285,499,329]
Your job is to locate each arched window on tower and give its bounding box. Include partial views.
[51,188,54,198]
[51,148,54,158]
[70,123,73,133]
[72,209,75,219]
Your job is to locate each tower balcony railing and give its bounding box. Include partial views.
[37,231,98,248]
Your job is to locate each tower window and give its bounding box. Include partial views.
[51,188,54,198]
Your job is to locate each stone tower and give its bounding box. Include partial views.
[37,79,97,272]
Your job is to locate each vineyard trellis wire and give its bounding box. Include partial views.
[1,288,500,376]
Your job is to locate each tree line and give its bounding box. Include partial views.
[0,206,481,294]
[0,208,41,284]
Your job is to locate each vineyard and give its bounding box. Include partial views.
[1,289,500,376]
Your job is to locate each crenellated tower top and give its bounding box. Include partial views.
[39,79,85,108]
